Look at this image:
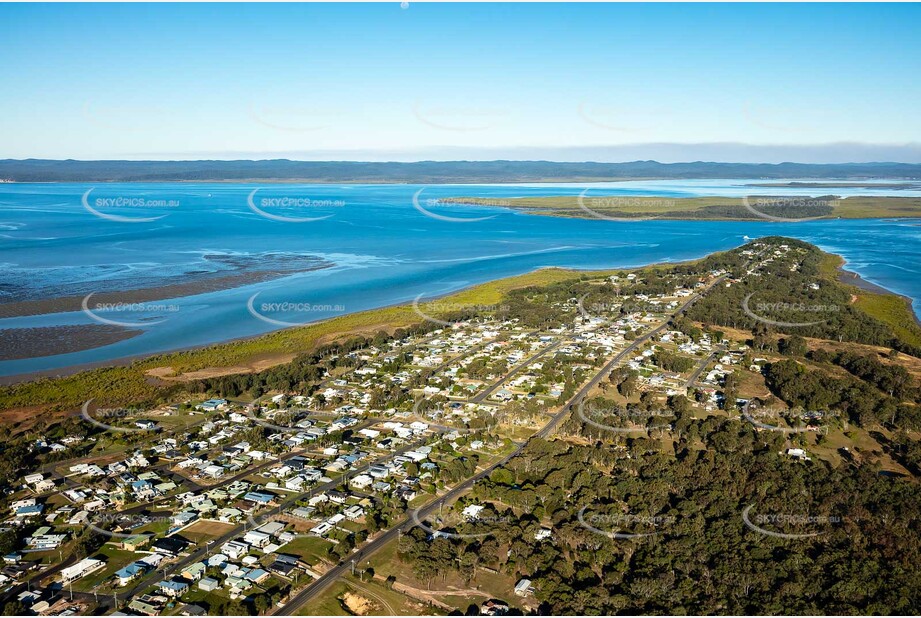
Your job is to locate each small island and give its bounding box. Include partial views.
[440,195,921,220]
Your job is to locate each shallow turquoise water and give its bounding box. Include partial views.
[0,180,918,377]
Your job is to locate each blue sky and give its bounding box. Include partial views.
[1,2,919,161]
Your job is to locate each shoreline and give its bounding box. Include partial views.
[2,242,917,387]
[441,195,921,221]
[837,264,921,329]
[0,267,590,385]
[0,260,332,319]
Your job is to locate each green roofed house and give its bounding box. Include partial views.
[218,507,243,522]
[155,481,177,493]
[120,535,151,552]
[181,562,206,581]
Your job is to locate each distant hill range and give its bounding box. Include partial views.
[2,159,921,183]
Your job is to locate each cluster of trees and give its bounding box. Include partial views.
[764,359,895,427]
[670,316,705,342]
[201,583,290,615]
[606,366,639,398]
[824,350,916,400]
[651,349,696,373]
[397,419,921,615]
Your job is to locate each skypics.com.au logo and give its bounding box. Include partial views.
[81,399,157,434]
[82,188,180,223]
[247,293,346,328]
[742,406,839,434]
[411,295,508,327]
[742,504,845,540]
[247,189,345,223]
[81,293,179,328]
[411,507,516,540]
[411,188,500,223]
[577,505,676,540]
[576,191,669,222]
[576,400,674,434]
[742,292,839,328]
[741,195,839,223]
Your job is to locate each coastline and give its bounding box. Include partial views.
[837,263,921,329]
[0,241,914,388]
[441,195,921,221]
[3,237,921,418]
[0,264,630,386]
[0,260,332,319]
[837,266,894,295]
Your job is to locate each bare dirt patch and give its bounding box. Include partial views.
[181,519,237,541]
[0,404,64,435]
[341,591,378,616]
[144,353,297,382]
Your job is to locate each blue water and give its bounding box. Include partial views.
[1,180,919,378]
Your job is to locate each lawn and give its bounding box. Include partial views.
[280,535,335,566]
[73,545,140,592]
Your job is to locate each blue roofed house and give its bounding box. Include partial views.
[245,568,270,584]
[158,579,190,597]
[14,504,43,519]
[114,561,149,587]
[243,491,274,505]
[197,399,228,412]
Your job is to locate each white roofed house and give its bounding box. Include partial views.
[242,530,272,548]
[785,448,812,461]
[349,474,373,490]
[285,475,307,491]
[60,558,105,584]
[222,540,250,560]
[35,479,56,493]
[26,528,68,551]
[514,578,533,596]
[462,504,485,520]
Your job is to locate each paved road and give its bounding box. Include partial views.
[275,276,728,615]
[120,432,442,601]
[471,338,562,404]
[682,344,727,390]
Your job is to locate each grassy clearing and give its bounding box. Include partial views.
[181,519,237,543]
[295,580,351,616]
[852,292,921,348]
[281,535,335,566]
[74,545,139,592]
[445,195,921,220]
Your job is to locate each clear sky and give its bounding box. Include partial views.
[1,2,919,162]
